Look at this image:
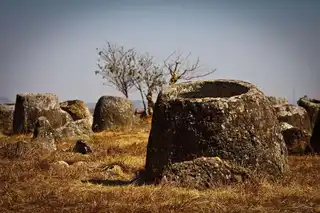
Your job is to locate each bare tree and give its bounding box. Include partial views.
[96,43,213,115]
[130,65,148,116]
[95,42,137,98]
[140,54,166,116]
[163,51,216,86]
[131,53,166,116]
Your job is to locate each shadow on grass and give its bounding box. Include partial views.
[82,179,133,186]
[83,169,148,187]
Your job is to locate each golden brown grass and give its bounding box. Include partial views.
[0,124,320,213]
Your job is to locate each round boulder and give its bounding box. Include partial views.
[297,96,320,129]
[273,104,312,134]
[0,104,15,135]
[54,118,93,141]
[144,79,288,186]
[13,93,65,134]
[92,96,134,132]
[73,139,92,154]
[280,122,313,155]
[60,100,92,122]
[273,104,312,155]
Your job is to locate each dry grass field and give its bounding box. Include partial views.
[0,122,319,213]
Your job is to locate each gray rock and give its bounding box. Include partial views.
[274,104,312,134]
[92,96,134,132]
[280,122,313,155]
[60,100,92,123]
[32,116,57,152]
[297,97,320,129]
[54,117,93,141]
[0,104,15,135]
[13,93,66,134]
[273,104,312,155]
[144,79,288,187]
[266,96,288,105]
[73,139,92,154]
[33,116,55,138]
[59,109,73,125]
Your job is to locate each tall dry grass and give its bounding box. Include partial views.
[0,123,319,213]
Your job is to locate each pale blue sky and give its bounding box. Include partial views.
[0,0,319,103]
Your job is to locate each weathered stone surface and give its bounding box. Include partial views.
[280,122,313,155]
[0,140,31,159]
[92,96,134,132]
[161,157,251,189]
[73,139,92,154]
[297,96,320,129]
[59,109,73,125]
[144,79,288,186]
[74,118,93,135]
[266,96,288,105]
[13,93,65,134]
[310,112,320,153]
[0,104,15,135]
[33,116,55,138]
[54,118,93,141]
[60,100,92,123]
[32,116,57,152]
[273,104,312,155]
[274,104,312,133]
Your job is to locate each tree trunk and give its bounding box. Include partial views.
[146,90,154,116]
[169,72,178,86]
[124,89,129,99]
[139,89,148,117]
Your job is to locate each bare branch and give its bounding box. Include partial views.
[163,51,216,85]
[95,42,137,98]
[183,68,217,81]
[178,57,201,79]
[163,51,176,64]
[130,52,166,115]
